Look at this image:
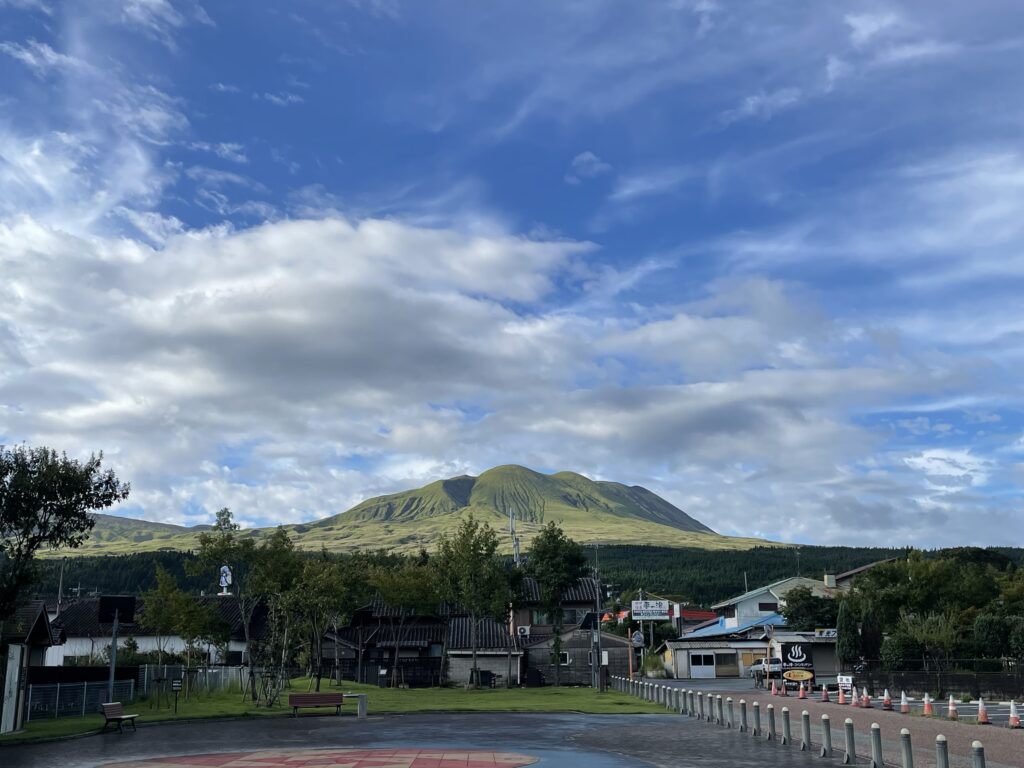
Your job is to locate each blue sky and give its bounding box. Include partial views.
[1,0,1023,546]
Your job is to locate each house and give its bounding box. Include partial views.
[446,616,522,686]
[710,575,837,629]
[46,596,266,666]
[1,601,63,734]
[324,599,446,687]
[515,577,633,686]
[658,573,841,680]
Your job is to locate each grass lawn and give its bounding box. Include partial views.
[0,679,666,745]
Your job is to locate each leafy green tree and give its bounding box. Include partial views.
[436,515,510,688]
[836,599,860,668]
[0,446,129,617]
[139,564,186,666]
[974,614,1010,658]
[369,560,440,688]
[898,611,961,668]
[860,605,883,660]
[191,508,261,698]
[525,522,588,686]
[780,586,839,631]
[879,633,923,670]
[1010,618,1024,659]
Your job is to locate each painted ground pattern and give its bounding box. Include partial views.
[104,750,538,768]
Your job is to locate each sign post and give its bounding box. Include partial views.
[781,643,814,688]
[171,679,182,714]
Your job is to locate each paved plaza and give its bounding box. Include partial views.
[3,712,830,768]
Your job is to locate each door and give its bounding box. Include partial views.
[689,652,715,678]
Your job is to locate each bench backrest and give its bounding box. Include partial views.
[102,702,124,718]
[287,693,344,706]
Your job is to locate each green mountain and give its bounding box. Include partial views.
[62,465,771,556]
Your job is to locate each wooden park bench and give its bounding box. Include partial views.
[101,702,139,733]
[287,692,345,717]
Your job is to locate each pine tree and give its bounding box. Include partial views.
[836,599,861,668]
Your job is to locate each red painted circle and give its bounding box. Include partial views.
[104,749,538,768]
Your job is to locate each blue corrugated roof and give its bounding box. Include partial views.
[681,613,785,639]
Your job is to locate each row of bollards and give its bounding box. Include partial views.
[610,677,989,768]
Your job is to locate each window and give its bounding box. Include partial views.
[721,606,736,618]
[758,602,778,612]
[555,651,570,665]
[690,653,714,666]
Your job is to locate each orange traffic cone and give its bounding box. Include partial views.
[770,680,778,696]
[947,695,958,720]
[923,692,934,717]
[837,687,847,705]
[882,689,892,711]
[779,680,788,697]
[821,686,831,703]
[977,697,990,725]
[900,691,909,714]
[1009,700,1020,728]
[799,682,806,699]
[862,687,873,708]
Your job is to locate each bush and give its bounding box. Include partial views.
[880,633,923,670]
[1010,618,1024,659]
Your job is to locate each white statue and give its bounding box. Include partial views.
[219,565,233,596]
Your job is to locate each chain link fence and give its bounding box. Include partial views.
[137,664,246,696]
[25,680,135,722]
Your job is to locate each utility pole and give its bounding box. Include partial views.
[592,544,604,692]
[107,608,120,702]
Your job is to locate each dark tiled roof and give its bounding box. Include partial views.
[519,576,598,604]
[1,600,55,645]
[447,617,517,651]
[332,622,444,649]
[53,596,267,642]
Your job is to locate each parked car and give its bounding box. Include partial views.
[750,657,783,679]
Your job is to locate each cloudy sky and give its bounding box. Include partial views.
[1,1,1023,547]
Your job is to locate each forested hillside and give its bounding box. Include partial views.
[31,545,1024,608]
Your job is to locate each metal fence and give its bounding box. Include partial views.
[25,680,135,722]
[137,665,246,695]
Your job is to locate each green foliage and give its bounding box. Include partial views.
[0,445,129,616]
[898,611,961,664]
[879,633,923,670]
[836,599,860,666]
[435,515,510,687]
[1010,618,1024,659]
[860,605,883,660]
[138,565,186,665]
[780,586,839,631]
[525,522,588,686]
[974,614,1012,658]
[369,559,441,688]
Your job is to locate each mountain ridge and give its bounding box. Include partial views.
[61,465,772,556]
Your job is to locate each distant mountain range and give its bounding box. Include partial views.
[67,465,773,556]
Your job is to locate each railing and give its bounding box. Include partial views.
[25,680,135,722]
[608,675,1002,768]
[137,664,246,695]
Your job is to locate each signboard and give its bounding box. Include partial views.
[783,669,814,682]
[837,674,854,694]
[631,600,671,621]
[781,642,814,677]
[171,679,182,692]
[814,628,838,639]
[631,631,645,648]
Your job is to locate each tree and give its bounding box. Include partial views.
[138,565,186,667]
[294,555,351,692]
[898,611,962,668]
[780,586,839,631]
[974,614,1011,658]
[191,508,261,699]
[836,599,860,668]
[369,560,440,689]
[1010,618,1024,660]
[0,446,129,617]
[525,522,587,686]
[860,604,883,660]
[436,515,510,688]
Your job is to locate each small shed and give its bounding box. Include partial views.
[2,601,63,734]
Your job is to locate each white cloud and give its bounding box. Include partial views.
[564,151,612,184]
[845,12,901,47]
[189,142,248,164]
[259,91,304,107]
[720,87,802,125]
[0,39,87,78]
[609,165,692,203]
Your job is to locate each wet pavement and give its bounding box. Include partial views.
[1,712,830,768]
